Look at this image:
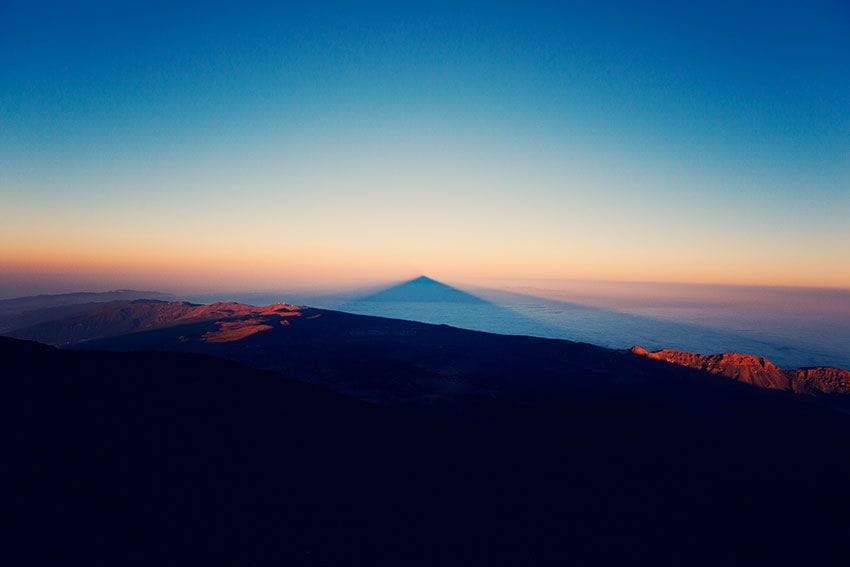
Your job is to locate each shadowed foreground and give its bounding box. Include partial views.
[5,336,850,566]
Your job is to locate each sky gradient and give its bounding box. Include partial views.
[2,0,849,295]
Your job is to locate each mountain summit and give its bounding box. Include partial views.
[361,276,486,304]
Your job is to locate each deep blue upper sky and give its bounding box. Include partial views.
[1,1,849,290]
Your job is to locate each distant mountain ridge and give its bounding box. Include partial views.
[0,289,173,334]
[10,300,301,345]
[0,289,172,313]
[630,346,850,395]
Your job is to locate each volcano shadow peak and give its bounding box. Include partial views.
[361,276,488,304]
[340,277,570,339]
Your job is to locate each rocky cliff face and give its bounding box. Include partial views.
[630,346,850,395]
[793,366,850,395]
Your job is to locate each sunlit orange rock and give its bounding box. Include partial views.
[630,346,850,395]
[202,318,275,343]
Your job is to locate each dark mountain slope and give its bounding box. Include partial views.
[2,337,468,565]
[5,335,850,565]
[79,304,840,418]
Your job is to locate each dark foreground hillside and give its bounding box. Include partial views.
[4,336,850,566]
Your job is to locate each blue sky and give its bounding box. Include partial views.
[1,0,849,292]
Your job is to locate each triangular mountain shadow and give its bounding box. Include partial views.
[361,276,487,304]
[345,276,567,339]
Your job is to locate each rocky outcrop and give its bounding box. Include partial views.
[630,346,850,396]
[793,366,850,395]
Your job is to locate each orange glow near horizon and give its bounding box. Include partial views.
[2,150,848,295]
[3,236,849,295]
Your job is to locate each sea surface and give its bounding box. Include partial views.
[191,280,850,370]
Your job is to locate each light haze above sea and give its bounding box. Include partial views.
[187,279,850,370]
